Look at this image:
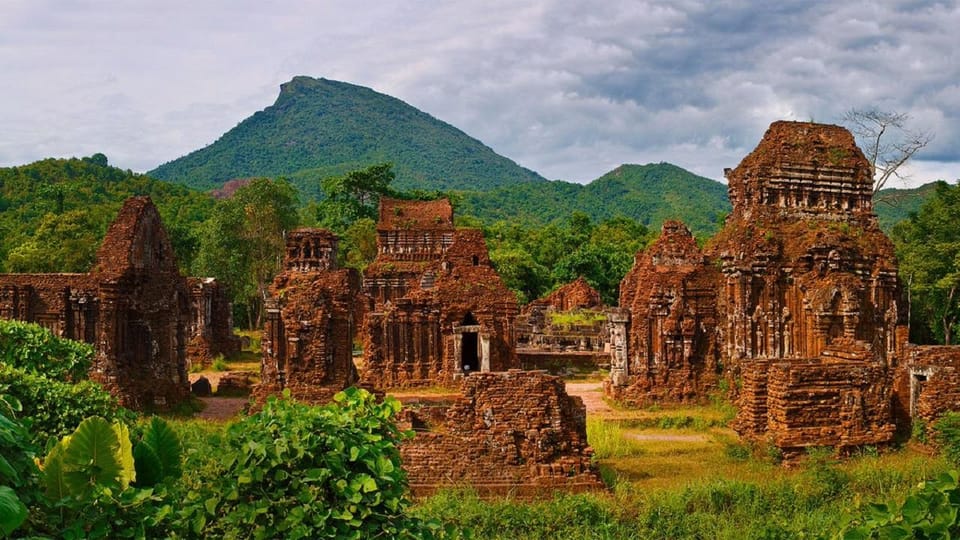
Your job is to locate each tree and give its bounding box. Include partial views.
[842,108,932,194]
[194,178,299,328]
[318,163,396,228]
[893,181,960,344]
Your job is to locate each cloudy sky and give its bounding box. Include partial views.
[1,0,957,186]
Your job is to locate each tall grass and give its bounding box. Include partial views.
[587,418,647,459]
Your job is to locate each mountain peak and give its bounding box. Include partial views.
[149,77,546,194]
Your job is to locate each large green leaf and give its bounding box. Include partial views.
[141,417,181,480]
[132,442,163,487]
[41,439,69,501]
[0,485,27,536]
[62,416,122,495]
[112,421,136,489]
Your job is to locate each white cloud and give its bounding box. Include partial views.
[0,0,957,186]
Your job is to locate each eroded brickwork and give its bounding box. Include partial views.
[516,278,609,373]
[256,229,362,404]
[897,346,960,429]
[0,197,197,409]
[186,277,241,368]
[711,122,905,451]
[606,122,910,454]
[398,370,604,497]
[738,340,896,457]
[362,199,518,388]
[606,221,720,405]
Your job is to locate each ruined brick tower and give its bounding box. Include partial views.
[708,121,904,365]
[608,220,721,404]
[0,196,193,409]
[362,198,519,387]
[257,229,363,403]
[709,121,906,454]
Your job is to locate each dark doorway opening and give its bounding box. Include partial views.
[461,312,479,373]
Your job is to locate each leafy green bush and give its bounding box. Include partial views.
[172,388,447,539]
[935,413,960,465]
[839,470,960,539]
[0,364,132,445]
[0,395,38,537]
[33,416,182,539]
[0,320,93,381]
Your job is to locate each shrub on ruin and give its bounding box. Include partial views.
[0,319,94,381]
[171,388,451,539]
[0,364,132,446]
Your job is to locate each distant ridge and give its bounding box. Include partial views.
[458,163,732,237]
[148,76,546,195]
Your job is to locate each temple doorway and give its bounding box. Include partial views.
[461,312,479,373]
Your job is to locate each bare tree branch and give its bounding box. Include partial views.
[842,108,933,195]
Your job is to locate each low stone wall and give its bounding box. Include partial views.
[517,350,608,375]
[398,370,605,497]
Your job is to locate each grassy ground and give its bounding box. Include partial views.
[410,396,951,539]
[171,339,951,539]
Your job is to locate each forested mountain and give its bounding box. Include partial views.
[149,76,546,195]
[874,182,942,231]
[0,155,214,273]
[458,163,732,237]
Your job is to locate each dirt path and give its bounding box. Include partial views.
[565,381,613,415]
[196,397,248,422]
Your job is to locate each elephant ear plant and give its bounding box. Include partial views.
[36,416,182,539]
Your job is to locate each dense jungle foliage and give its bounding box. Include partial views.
[4,322,960,538]
[0,153,953,336]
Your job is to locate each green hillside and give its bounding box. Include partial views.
[0,155,214,273]
[148,76,546,195]
[874,182,940,231]
[458,163,732,237]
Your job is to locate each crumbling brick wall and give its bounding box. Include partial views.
[898,346,960,428]
[737,340,896,458]
[0,197,195,409]
[516,277,608,356]
[398,370,604,497]
[256,229,362,404]
[605,221,721,405]
[362,200,518,388]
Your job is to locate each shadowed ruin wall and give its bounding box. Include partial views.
[399,370,604,497]
[606,221,720,405]
[186,277,240,368]
[362,200,518,388]
[516,278,609,367]
[256,229,362,404]
[0,197,195,409]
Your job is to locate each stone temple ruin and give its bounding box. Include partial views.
[361,198,519,387]
[253,200,603,494]
[399,370,604,497]
[256,228,364,403]
[603,120,960,457]
[516,277,612,373]
[0,196,237,409]
[608,220,720,405]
